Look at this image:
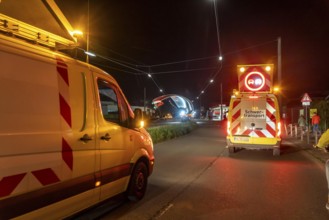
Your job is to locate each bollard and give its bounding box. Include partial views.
[315,132,318,145]
[307,129,310,144]
[294,125,298,138]
[301,130,303,141]
[290,125,293,137]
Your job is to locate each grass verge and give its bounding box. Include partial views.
[146,121,197,144]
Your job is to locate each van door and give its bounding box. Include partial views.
[244,96,266,142]
[94,76,135,200]
[240,95,276,143]
[0,53,99,219]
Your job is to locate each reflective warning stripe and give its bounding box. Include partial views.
[265,97,276,137]
[32,169,61,186]
[0,163,133,219]
[57,58,72,128]
[0,173,26,197]
[56,57,73,179]
[56,58,73,172]
[231,100,241,135]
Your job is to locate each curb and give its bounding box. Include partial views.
[284,136,329,163]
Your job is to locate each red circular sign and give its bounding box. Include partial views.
[244,71,265,91]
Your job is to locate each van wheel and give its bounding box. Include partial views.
[127,161,148,201]
[273,148,280,156]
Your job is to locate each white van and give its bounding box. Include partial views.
[226,93,281,156]
[0,13,154,220]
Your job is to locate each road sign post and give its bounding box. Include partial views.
[301,93,312,143]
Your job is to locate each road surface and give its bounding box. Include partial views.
[82,120,329,220]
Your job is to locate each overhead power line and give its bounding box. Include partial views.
[80,38,278,102]
[134,39,277,70]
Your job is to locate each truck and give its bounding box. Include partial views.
[226,64,281,156]
[0,1,154,219]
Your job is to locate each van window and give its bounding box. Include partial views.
[117,90,129,127]
[97,79,129,127]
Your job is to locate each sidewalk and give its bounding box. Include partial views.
[284,135,329,163]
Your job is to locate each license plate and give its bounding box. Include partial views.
[233,136,250,142]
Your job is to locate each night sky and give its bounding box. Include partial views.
[56,0,329,108]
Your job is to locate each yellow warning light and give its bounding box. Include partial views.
[273,87,280,92]
[265,66,271,71]
[70,30,83,37]
[140,120,145,128]
[233,89,239,96]
[239,67,245,73]
[95,181,101,187]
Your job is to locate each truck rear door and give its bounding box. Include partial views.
[240,95,277,142]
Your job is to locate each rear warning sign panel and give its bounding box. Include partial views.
[237,64,273,93]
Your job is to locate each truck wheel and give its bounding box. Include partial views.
[127,161,148,201]
[228,147,235,155]
[273,148,280,156]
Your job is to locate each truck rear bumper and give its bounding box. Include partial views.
[227,139,281,150]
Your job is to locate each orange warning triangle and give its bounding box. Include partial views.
[301,93,312,102]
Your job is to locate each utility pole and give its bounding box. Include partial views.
[213,0,221,57]
[220,83,223,120]
[86,0,90,63]
[277,37,282,111]
[143,87,146,117]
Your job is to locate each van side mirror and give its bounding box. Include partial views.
[134,108,142,119]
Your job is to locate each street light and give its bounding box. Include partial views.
[70,30,83,38]
[84,51,96,57]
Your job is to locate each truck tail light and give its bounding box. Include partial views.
[227,121,231,135]
[277,122,281,137]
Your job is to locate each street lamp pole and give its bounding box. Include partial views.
[213,0,224,120]
[86,0,90,63]
[213,0,221,56]
[220,82,223,120]
[143,87,146,120]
